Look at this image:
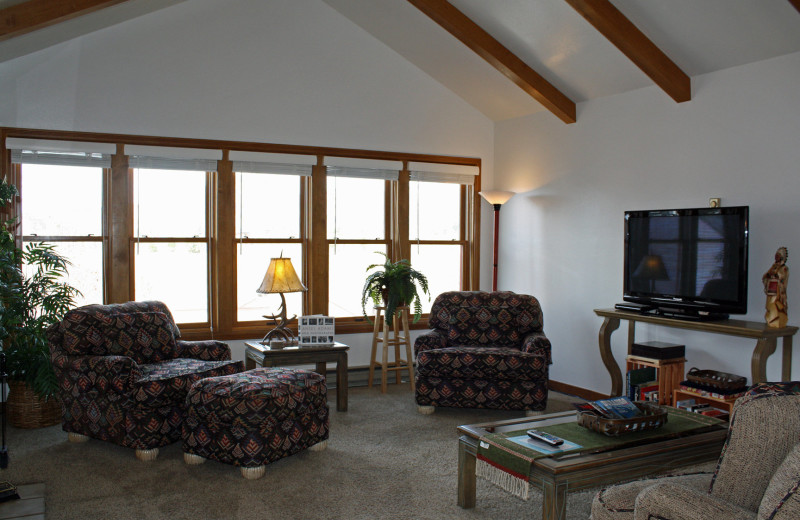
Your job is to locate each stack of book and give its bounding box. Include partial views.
[626,367,659,402]
[674,398,730,420]
[574,396,642,420]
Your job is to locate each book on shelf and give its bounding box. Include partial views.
[678,380,747,401]
[626,367,656,401]
[636,381,659,401]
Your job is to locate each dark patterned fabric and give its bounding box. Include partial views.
[415,291,551,412]
[47,301,244,451]
[182,368,329,468]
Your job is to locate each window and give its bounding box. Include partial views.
[326,158,400,319]
[19,164,105,307]
[235,169,304,323]
[3,129,479,336]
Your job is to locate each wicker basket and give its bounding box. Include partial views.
[578,401,668,436]
[6,380,61,429]
[686,368,747,391]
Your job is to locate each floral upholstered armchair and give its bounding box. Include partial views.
[47,301,244,460]
[591,382,800,520]
[414,291,551,413]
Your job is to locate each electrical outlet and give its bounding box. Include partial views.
[709,198,720,208]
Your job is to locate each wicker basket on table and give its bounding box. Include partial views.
[578,402,668,437]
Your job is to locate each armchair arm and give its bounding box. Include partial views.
[521,331,552,364]
[634,482,756,520]
[414,330,448,356]
[51,352,141,398]
[176,339,232,361]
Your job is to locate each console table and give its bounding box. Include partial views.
[595,308,799,397]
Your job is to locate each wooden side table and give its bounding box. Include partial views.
[368,306,414,393]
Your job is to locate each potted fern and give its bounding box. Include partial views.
[361,252,430,325]
[0,179,80,428]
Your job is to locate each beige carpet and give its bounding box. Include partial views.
[3,386,598,519]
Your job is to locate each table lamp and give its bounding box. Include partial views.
[257,256,307,346]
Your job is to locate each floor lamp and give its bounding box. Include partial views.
[479,190,515,291]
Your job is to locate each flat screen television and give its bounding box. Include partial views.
[623,206,749,320]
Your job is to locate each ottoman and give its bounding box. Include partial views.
[182,367,329,479]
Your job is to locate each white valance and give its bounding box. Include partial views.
[408,161,479,185]
[230,151,315,176]
[7,138,114,168]
[126,145,222,172]
[325,157,401,181]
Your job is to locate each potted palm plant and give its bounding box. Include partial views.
[0,179,80,428]
[361,252,430,325]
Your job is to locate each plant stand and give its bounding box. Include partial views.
[368,306,414,393]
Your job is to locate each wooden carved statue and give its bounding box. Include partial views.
[763,246,789,328]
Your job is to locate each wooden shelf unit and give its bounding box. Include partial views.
[672,388,737,416]
[625,355,685,406]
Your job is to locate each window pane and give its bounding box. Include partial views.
[134,169,205,238]
[327,177,384,240]
[409,181,460,241]
[22,241,103,308]
[235,172,300,238]
[134,242,207,323]
[237,243,304,322]
[411,244,462,314]
[329,244,387,318]
[21,164,102,236]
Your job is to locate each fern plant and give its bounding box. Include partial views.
[0,179,80,399]
[361,252,430,325]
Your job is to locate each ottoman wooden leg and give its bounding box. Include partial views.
[68,432,89,443]
[135,448,159,461]
[241,466,266,480]
[183,452,206,465]
[417,405,435,415]
[309,440,328,452]
[525,410,545,417]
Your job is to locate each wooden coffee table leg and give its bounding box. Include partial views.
[541,479,568,520]
[457,437,477,508]
[336,352,348,412]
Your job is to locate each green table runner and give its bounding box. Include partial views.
[476,408,725,500]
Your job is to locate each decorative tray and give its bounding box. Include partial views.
[686,367,747,390]
[577,402,668,437]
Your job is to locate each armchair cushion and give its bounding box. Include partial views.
[633,482,755,520]
[758,443,800,520]
[415,346,547,381]
[135,358,245,408]
[591,473,713,520]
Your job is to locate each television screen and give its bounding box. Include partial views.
[624,206,749,318]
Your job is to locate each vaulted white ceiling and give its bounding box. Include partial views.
[2,0,800,122]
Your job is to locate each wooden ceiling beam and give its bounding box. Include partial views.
[407,0,576,124]
[0,0,130,42]
[564,0,691,103]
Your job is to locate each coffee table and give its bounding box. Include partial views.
[457,410,727,520]
[244,341,349,412]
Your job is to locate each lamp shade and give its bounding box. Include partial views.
[257,257,307,294]
[479,190,515,206]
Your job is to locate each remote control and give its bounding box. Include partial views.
[526,429,564,446]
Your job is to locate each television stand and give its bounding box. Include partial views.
[594,308,799,398]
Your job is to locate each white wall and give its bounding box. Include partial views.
[0,0,496,368]
[494,51,800,394]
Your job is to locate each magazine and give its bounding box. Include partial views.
[574,396,641,419]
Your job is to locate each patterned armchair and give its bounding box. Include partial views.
[414,291,551,413]
[591,382,800,520]
[47,301,244,460]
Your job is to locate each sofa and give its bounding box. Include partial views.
[47,301,244,460]
[414,291,552,412]
[591,381,800,520]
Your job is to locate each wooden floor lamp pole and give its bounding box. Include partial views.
[491,204,500,291]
